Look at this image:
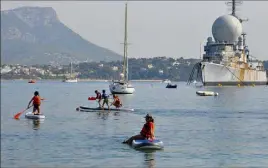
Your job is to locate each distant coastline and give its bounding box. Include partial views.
[0,78,163,82]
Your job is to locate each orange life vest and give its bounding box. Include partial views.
[140,122,154,138]
[114,96,121,104]
[32,96,41,105]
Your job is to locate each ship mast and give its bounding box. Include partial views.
[225,0,243,21]
[122,1,128,81]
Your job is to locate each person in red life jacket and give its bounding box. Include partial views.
[111,94,122,109]
[95,90,102,108]
[123,114,155,145]
[27,91,44,115]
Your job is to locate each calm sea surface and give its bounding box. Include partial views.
[1,80,268,168]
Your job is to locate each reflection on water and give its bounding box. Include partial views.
[96,111,110,120]
[26,119,45,130]
[143,151,156,168]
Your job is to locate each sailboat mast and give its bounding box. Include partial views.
[70,62,73,77]
[122,2,128,81]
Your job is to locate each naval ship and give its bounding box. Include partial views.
[188,0,267,86]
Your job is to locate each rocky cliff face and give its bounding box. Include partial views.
[1,7,122,65]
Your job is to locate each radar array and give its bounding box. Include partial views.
[225,0,243,17]
[225,0,248,23]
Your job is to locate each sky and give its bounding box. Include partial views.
[1,1,268,60]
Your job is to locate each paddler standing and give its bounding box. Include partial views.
[101,90,110,110]
[95,90,102,108]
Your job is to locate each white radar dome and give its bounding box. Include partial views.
[212,15,242,43]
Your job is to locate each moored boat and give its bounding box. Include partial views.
[196,91,218,96]
[166,83,177,88]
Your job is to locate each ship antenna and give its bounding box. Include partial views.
[225,0,242,17]
[225,0,248,23]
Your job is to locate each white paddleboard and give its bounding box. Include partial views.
[25,112,45,119]
[132,139,164,150]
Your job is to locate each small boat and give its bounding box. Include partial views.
[166,83,177,88]
[196,91,219,96]
[162,79,171,83]
[109,80,135,94]
[132,139,164,150]
[25,112,45,119]
[28,79,36,83]
[77,106,134,112]
[62,78,78,83]
[63,62,78,83]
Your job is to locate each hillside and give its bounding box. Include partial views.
[1,6,122,65]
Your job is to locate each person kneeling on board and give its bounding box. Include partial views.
[95,90,102,108]
[27,91,44,115]
[111,94,122,109]
[123,114,155,145]
[101,90,110,110]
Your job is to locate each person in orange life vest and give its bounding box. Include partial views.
[27,91,44,115]
[123,114,155,145]
[95,90,102,108]
[111,94,122,108]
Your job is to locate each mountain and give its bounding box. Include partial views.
[1,6,122,65]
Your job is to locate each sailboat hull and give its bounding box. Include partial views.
[63,78,78,83]
[109,82,135,94]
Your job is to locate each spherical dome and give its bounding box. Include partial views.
[212,15,242,43]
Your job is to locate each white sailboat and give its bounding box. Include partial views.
[109,2,135,94]
[63,62,78,83]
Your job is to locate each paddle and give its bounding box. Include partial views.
[13,105,33,119]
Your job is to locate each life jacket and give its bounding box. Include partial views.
[32,95,41,105]
[114,96,121,104]
[102,93,109,99]
[140,122,154,138]
[96,92,101,99]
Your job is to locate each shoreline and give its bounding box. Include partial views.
[0,78,167,82]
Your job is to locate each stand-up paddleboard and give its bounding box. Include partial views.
[196,91,218,96]
[132,139,164,150]
[25,112,45,119]
[77,106,134,112]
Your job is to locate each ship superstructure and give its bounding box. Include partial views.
[188,0,267,86]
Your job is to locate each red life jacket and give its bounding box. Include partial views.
[32,96,41,105]
[140,122,154,138]
[114,96,121,104]
[96,92,101,99]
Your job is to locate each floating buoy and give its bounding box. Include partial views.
[196,91,219,96]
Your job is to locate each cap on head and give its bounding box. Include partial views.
[102,90,105,93]
[34,91,39,96]
[144,113,152,119]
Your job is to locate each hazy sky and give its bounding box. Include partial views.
[1,1,268,60]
